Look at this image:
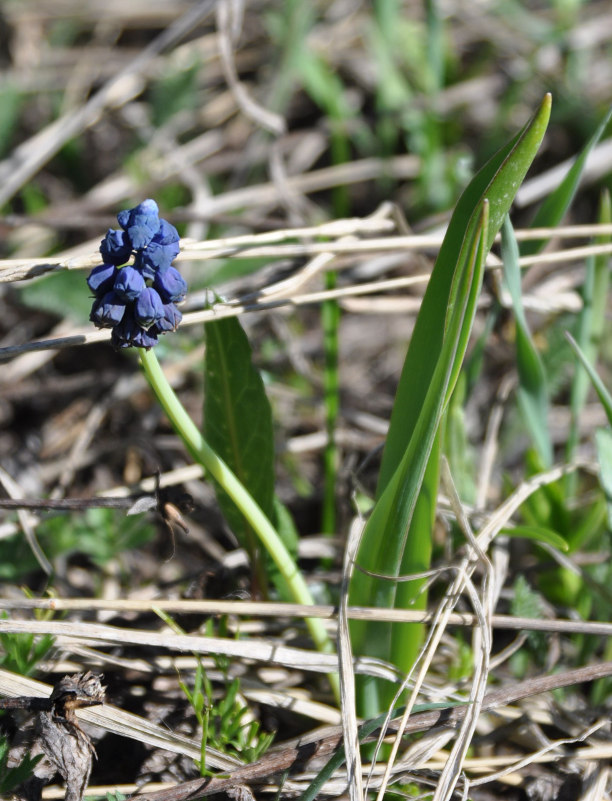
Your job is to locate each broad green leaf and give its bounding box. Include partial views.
[522,105,612,257]
[377,94,552,494]
[501,215,553,467]
[501,524,569,551]
[350,203,489,715]
[349,96,551,717]
[444,373,476,505]
[204,315,275,586]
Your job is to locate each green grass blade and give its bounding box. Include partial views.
[501,525,569,551]
[377,94,552,494]
[596,428,612,530]
[566,332,612,425]
[501,215,553,468]
[204,315,276,593]
[566,190,612,465]
[522,106,612,257]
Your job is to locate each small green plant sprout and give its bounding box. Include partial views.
[0,734,43,795]
[180,663,274,772]
[105,791,127,801]
[158,611,273,774]
[0,611,54,677]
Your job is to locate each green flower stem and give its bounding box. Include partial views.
[139,347,339,697]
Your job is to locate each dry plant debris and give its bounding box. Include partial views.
[1,672,105,801]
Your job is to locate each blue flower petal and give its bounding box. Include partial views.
[153,303,183,332]
[135,287,164,330]
[131,328,159,349]
[110,307,160,350]
[140,241,180,272]
[87,263,117,296]
[137,220,180,273]
[153,219,180,246]
[90,291,126,328]
[100,229,132,266]
[132,252,155,281]
[114,266,146,301]
[154,267,187,303]
[117,199,160,249]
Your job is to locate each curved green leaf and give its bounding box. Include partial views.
[566,332,612,425]
[501,214,552,467]
[522,105,612,257]
[501,524,569,552]
[596,428,612,530]
[349,95,551,717]
[350,202,489,714]
[378,94,552,493]
[567,190,612,465]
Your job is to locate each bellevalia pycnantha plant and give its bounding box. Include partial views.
[87,201,339,695]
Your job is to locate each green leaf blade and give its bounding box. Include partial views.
[501,215,553,468]
[522,105,612,257]
[377,94,552,494]
[204,316,275,557]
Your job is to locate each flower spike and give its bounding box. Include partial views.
[87,199,185,349]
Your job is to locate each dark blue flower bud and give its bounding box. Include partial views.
[110,309,139,347]
[117,199,160,249]
[135,287,164,330]
[111,310,159,350]
[139,220,181,272]
[100,229,132,266]
[133,251,156,281]
[154,267,187,303]
[90,291,126,328]
[131,328,159,349]
[87,263,117,296]
[153,303,183,333]
[154,218,180,247]
[114,266,145,301]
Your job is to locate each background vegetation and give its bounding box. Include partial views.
[1,1,612,799]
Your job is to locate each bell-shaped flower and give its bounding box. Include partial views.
[131,327,159,349]
[114,266,146,301]
[90,291,126,328]
[139,219,181,274]
[117,199,160,249]
[135,287,164,330]
[100,229,132,266]
[153,303,183,333]
[87,263,117,296]
[111,310,159,349]
[154,266,187,303]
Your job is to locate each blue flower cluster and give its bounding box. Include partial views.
[87,199,187,349]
